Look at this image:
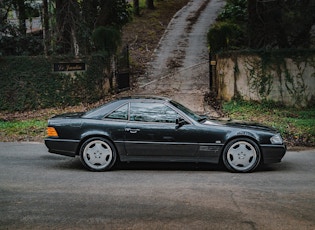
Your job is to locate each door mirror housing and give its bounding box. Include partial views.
[176,117,187,128]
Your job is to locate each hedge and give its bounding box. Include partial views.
[0,54,112,111]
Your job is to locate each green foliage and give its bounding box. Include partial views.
[209,0,315,50]
[138,0,147,9]
[207,21,244,53]
[250,0,315,49]
[103,0,132,28]
[24,1,41,18]
[217,0,247,22]
[207,0,247,53]
[0,55,112,111]
[223,99,315,146]
[0,24,43,56]
[75,0,131,55]
[92,26,122,53]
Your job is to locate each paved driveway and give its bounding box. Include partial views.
[0,142,314,229]
[134,0,226,115]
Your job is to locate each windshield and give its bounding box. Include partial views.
[170,100,203,122]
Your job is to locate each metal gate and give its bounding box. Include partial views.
[115,45,130,91]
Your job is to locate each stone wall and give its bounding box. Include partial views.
[215,51,315,107]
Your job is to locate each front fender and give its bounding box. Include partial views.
[225,130,260,144]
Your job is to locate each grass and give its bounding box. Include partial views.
[222,100,315,147]
[0,119,47,142]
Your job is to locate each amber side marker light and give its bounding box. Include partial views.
[46,127,58,137]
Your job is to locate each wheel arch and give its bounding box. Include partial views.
[220,134,263,163]
[76,133,119,159]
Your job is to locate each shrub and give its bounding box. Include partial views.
[207,21,244,53]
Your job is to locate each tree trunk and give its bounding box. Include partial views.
[1,2,11,23]
[56,0,68,53]
[17,0,26,35]
[146,0,155,10]
[42,0,50,56]
[81,0,98,54]
[55,0,77,55]
[133,0,140,16]
[71,27,79,57]
[248,0,263,48]
[96,1,111,26]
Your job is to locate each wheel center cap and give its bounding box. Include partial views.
[239,152,246,159]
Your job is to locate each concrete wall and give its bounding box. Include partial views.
[215,52,315,107]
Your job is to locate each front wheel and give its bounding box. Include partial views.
[79,137,117,172]
[222,138,261,173]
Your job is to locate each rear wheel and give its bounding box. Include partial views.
[79,137,116,171]
[222,138,261,173]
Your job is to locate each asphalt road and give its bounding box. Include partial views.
[0,142,314,230]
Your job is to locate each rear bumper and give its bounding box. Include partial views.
[261,144,287,163]
[45,138,80,157]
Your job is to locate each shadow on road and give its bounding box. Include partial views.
[115,161,225,172]
[41,154,287,173]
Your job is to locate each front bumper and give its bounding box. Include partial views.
[45,138,80,157]
[261,144,287,163]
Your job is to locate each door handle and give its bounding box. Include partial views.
[125,128,140,133]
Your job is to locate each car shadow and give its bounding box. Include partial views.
[41,155,84,171]
[114,161,226,172]
[257,161,294,172]
[42,155,288,173]
[45,156,227,172]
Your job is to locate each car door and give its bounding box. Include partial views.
[124,102,198,158]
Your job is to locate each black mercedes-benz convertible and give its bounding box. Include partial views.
[45,96,286,172]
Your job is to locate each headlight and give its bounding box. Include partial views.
[270,134,283,144]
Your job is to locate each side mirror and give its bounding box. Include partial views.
[176,117,186,128]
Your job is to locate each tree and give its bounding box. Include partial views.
[1,0,12,24]
[248,0,289,49]
[0,0,131,56]
[16,0,26,35]
[95,0,131,28]
[55,0,80,55]
[248,0,315,49]
[92,26,121,54]
[42,0,50,55]
[146,0,155,10]
[53,0,131,55]
[211,0,315,51]
[133,0,140,16]
[0,0,43,56]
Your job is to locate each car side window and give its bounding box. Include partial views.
[130,102,178,123]
[105,104,128,120]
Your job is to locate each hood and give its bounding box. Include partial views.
[202,118,277,133]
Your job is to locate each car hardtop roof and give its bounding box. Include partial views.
[119,95,171,102]
[83,96,172,119]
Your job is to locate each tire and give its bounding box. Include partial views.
[222,138,261,173]
[79,137,117,172]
